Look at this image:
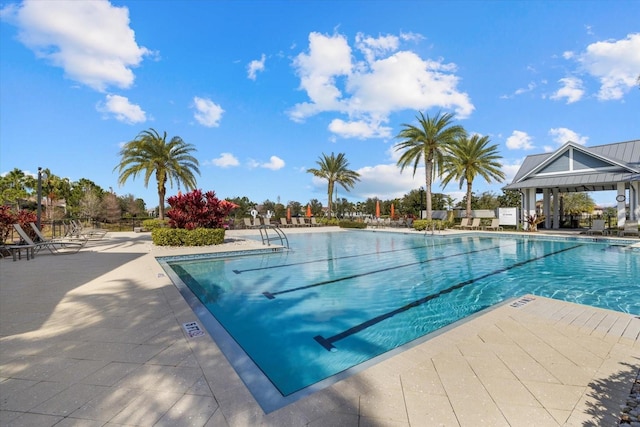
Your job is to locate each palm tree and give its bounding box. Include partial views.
[441,134,506,219]
[114,128,200,219]
[395,111,466,220]
[307,152,360,219]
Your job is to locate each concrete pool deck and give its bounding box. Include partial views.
[1,228,638,426]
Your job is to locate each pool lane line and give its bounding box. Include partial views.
[313,243,583,351]
[232,240,452,274]
[262,243,511,299]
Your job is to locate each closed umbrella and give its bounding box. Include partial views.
[306,204,312,218]
[390,203,395,219]
[287,207,291,221]
[375,200,380,218]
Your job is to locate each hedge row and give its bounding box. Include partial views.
[152,227,225,246]
[338,220,367,229]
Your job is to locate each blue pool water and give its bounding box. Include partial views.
[160,231,639,403]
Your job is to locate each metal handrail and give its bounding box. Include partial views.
[258,225,290,249]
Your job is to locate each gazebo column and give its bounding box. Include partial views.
[617,182,626,227]
[552,188,560,229]
[631,181,640,221]
[543,188,551,229]
[524,188,537,230]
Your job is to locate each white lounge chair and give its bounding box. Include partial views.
[484,218,503,231]
[14,224,84,254]
[70,220,107,239]
[454,218,470,229]
[30,222,88,244]
[586,219,607,235]
[464,218,481,230]
[619,221,639,237]
[279,218,292,228]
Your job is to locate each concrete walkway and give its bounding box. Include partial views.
[1,229,638,426]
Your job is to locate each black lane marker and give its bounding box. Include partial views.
[232,241,450,274]
[313,244,582,351]
[262,243,510,299]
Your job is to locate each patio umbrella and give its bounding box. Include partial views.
[287,207,291,221]
[390,203,395,219]
[375,200,380,218]
[306,204,312,217]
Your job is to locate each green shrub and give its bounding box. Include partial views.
[413,219,449,231]
[318,217,339,226]
[142,219,168,231]
[152,227,225,246]
[338,220,367,229]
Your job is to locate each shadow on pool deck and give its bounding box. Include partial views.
[1,230,638,426]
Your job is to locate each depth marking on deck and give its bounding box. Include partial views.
[262,243,512,299]
[183,321,205,338]
[313,244,582,351]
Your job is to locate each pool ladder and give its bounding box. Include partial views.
[258,225,290,249]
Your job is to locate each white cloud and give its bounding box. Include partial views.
[1,0,150,92]
[549,127,588,145]
[505,131,534,150]
[192,96,224,127]
[328,118,392,139]
[211,153,239,168]
[96,94,146,124]
[500,159,523,183]
[247,54,266,80]
[247,156,285,170]
[354,163,426,199]
[289,31,474,138]
[550,77,584,103]
[576,33,640,100]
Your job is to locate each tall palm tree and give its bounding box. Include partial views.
[114,128,200,219]
[441,134,506,218]
[394,111,466,220]
[307,152,360,219]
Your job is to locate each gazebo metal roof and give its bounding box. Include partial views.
[503,139,640,193]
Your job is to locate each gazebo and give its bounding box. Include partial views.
[503,139,640,230]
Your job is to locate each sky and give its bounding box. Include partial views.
[1,0,639,212]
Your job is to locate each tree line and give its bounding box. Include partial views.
[2,111,602,227]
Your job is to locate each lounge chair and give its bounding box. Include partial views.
[13,224,84,254]
[619,221,639,237]
[454,218,470,229]
[243,218,261,228]
[279,218,292,228]
[30,222,88,244]
[310,217,321,227]
[484,218,503,231]
[70,220,107,239]
[464,218,481,230]
[586,219,607,235]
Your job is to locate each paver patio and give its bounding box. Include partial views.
[1,229,638,426]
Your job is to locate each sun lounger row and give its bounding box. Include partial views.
[242,217,321,228]
[6,223,86,260]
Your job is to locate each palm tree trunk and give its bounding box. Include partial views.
[327,181,334,219]
[466,180,473,218]
[425,159,433,220]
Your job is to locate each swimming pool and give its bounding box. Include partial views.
[158,231,639,411]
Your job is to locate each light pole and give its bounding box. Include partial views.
[419,187,425,219]
[36,167,45,230]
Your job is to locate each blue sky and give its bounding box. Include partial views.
[1,0,639,211]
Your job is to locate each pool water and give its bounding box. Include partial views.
[160,232,639,401]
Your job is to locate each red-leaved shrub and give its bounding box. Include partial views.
[166,189,237,230]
